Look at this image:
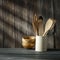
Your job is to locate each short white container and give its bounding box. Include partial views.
[35,35,47,52]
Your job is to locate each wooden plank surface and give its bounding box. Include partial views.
[0,0,59,48]
[54,0,60,49]
[0,48,60,60]
[44,0,54,49]
[2,0,15,48]
[0,0,3,47]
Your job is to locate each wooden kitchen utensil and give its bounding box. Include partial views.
[38,16,44,36]
[50,19,56,30]
[43,18,56,36]
[32,14,39,35]
[32,14,44,35]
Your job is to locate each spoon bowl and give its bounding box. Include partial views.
[43,18,56,36]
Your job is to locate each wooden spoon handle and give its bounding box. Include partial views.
[43,31,48,37]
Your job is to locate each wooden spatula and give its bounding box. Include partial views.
[32,14,38,35]
[43,18,56,36]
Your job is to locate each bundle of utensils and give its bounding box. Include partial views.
[32,14,56,37]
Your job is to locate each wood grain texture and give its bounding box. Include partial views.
[0,0,59,48]
[0,0,3,47]
[44,0,54,49]
[2,0,15,48]
[54,0,60,49]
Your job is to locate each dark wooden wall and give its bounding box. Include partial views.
[0,0,60,48]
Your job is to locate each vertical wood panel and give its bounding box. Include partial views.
[14,0,26,47]
[54,0,60,49]
[2,0,15,48]
[45,0,54,49]
[26,0,34,36]
[0,0,3,47]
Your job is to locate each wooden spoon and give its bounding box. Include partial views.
[32,14,38,35]
[43,18,56,36]
[38,16,44,36]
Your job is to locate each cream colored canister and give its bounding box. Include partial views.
[35,35,47,52]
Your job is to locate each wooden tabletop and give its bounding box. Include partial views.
[0,48,60,60]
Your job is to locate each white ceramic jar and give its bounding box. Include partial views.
[35,35,47,52]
